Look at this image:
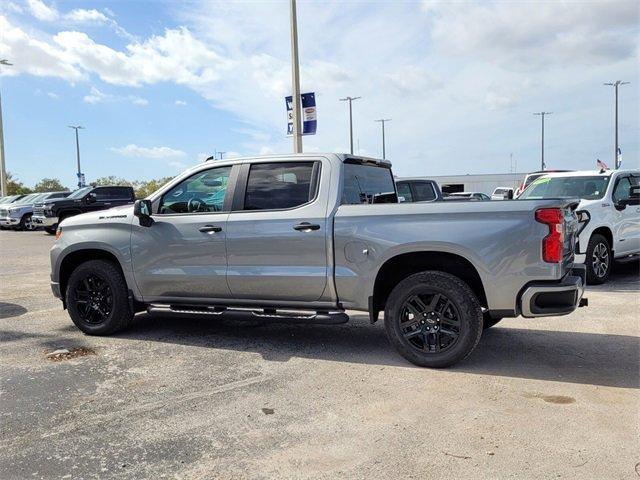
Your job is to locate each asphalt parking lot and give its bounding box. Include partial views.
[0,230,638,480]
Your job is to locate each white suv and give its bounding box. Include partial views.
[519,169,640,284]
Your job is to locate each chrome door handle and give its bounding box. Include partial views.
[293,222,320,231]
[199,225,222,233]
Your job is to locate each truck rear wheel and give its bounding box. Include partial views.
[585,233,611,284]
[384,271,483,368]
[66,259,134,335]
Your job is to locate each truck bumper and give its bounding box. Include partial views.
[0,216,20,227]
[33,215,58,227]
[519,265,587,318]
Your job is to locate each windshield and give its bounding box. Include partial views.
[0,195,17,204]
[16,193,41,204]
[341,162,397,204]
[67,186,93,199]
[520,176,610,200]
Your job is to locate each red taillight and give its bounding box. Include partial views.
[535,208,564,263]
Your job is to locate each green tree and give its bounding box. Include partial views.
[5,172,32,195]
[91,176,133,187]
[33,178,67,192]
[134,177,174,198]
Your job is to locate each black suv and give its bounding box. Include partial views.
[33,185,135,234]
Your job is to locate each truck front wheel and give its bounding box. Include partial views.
[66,259,134,335]
[384,271,483,368]
[585,233,611,284]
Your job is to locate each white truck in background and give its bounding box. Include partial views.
[519,169,640,284]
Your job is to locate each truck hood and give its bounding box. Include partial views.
[60,204,135,227]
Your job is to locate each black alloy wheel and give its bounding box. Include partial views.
[72,273,114,325]
[384,271,483,368]
[66,259,134,335]
[399,292,461,353]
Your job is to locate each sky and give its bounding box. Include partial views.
[0,0,638,189]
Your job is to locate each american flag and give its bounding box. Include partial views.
[596,159,609,170]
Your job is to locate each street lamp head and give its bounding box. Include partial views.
[0,59,13,66]
[67,125,84,130]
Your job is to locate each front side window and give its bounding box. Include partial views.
[160,166,232,214]
[244,162,316,210]
[341,162,397,204]
[520,176,610,200]
[612,176,631,203]
[413,182,436,201]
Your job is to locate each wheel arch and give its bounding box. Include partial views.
[590,226,614,253]
[58,249,127,303]
[371,251,487,319]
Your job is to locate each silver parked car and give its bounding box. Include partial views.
[0,191,70,230]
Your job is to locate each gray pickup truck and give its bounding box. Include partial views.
[50,154,587,367]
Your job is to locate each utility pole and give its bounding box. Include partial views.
[289,0,303,153]
[340,96,361,154]
[375,119,391,159]
[604,80,629,169]
[533,112,552,170]
[68,125,84,188]
[0,59,12,197]
[218,151,226,160]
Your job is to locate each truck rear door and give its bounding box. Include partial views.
[225,159,328,301]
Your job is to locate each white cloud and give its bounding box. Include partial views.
[174,100,187,106]
[83,86,108,104]
[47,91,59,99]
[426,0,639,67]
[26,0,58,22]
[131,97,149,106]
[110,144,187,159]
[65,9,109,24]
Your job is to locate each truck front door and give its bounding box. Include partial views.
[131,165,235,300]
[225,159,328,302]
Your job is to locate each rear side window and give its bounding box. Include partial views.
[396,182,413,202]
[342,162,397,204]
[413,182,436,201]
[107,187,133,200]
[244,162,316,210]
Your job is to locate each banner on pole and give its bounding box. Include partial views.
[286,92,316,136]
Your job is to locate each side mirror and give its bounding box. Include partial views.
[398,196,406,203]
[85,192,97,204]
[502,190,513,200]
[134,199,154,227]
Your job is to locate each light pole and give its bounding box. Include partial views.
[604,80,629,169]
[340,96,361,154]
[218,151,226,160]
[0,59,12,197]
[375,119,391,159]
[533,112,552,170]
[68,125,84,188]
[289,0,303,153]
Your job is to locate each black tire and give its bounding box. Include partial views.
[483,314,502,330]
[18,213,36,231]
[44,226,57,235]
[384,271,483,368]
[585,233,612,285]
[66,259,134,335]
